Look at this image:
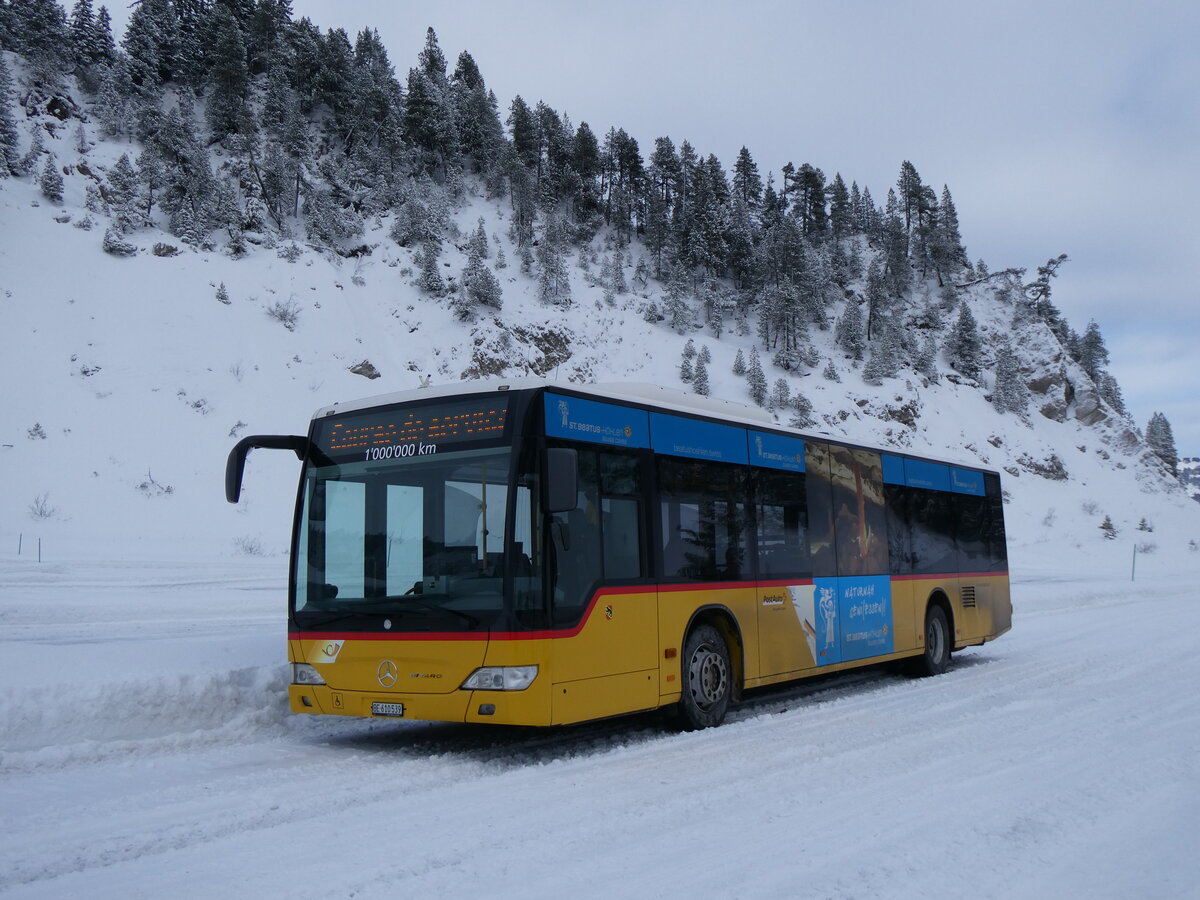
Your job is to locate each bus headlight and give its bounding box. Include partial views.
[461,665,539,691]
[292,663,326,685]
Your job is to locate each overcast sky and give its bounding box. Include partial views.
[105,0,1200,453]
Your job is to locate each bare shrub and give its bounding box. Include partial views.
[29,492,57,519]
[266,299,300,331]
[233,535,265,556]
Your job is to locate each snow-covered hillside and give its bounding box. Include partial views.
[2,121,1197,568]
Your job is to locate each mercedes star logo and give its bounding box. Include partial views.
[376,659,399,688]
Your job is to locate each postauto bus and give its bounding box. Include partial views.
[226,380,1011,729]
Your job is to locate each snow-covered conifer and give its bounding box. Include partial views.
[39,157,63,202]
[732,348,746,376]
[835,302,865,360]
[992,337,1026,415]
[822,360,841,382]
[0,54,20,177]
[692,355,710,396]
[1145,412,1178,476]
[747,346,767,406]
[770,378,790,411]
[946,300,981,379]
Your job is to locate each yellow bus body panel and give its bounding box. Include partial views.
[287,571,1011,726]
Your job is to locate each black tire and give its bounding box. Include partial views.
[910,603,950,677]
[676,623,732,730]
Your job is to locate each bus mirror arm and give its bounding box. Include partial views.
[225,435,309,503]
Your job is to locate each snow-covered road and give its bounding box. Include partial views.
[2,558,1198,899]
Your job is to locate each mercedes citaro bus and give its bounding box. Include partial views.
[226,379,1010,729]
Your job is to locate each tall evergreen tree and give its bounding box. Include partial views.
[0,53,20,176]
[746,345,767,406]
[946,301,982,379]
[835,302,865,360]
[205,6,250,141]
[1076,319,1110,381]
[10,0,70,86]
[992,336,1027,414]
[731,146,762,209]
[1145,412,1179,476]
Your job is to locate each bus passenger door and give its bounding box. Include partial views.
[548,449,658,724]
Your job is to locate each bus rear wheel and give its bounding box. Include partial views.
[911,604,950,677]
[677,624,731,730]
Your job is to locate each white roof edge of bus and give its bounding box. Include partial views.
[311,377,775,425]
[311,378,1000,476]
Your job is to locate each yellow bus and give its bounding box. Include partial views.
[226,380,1011,729]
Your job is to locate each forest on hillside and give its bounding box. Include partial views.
[0,0,1182,476]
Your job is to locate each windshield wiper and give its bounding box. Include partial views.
[386,597,481,628]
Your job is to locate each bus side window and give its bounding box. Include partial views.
[755,469,810,578]
[658,458,746,581]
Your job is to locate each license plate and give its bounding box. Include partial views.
[371,702,405,717]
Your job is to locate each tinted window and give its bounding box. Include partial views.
[755,469,810,578]
[659,458,747,581]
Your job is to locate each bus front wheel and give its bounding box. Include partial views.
[677,624,731,729]
[911,604,950,677]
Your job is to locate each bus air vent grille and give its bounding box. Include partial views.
[960,585,977,608]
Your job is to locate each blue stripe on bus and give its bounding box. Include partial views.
[748,430,806,472]
[649,413,748,464]
[545,394,650,448]
[950,467,985,496]
[903,458,952,491]
[885,455,986,496]
[882,454,906,485]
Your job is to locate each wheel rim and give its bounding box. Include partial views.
[688,643,728,710]
[927,614,945,664]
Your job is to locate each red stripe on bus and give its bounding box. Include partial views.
[290,572,1008,642]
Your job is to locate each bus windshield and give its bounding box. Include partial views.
[293,447,536,631]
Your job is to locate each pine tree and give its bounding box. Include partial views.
[1097,372,1127,417]
[692,354,711,396]
[106,152,142,233]
[732,348,746,376]
[992,337,1026,414]
[216,282,231,305]
[747,346,767,406]
[0,54,20,176]
[835,302,865,360]
[863,319,902,384]
[417,238,445,295]
[822,360,841,382]
[10,0,69,86]
[205,6,250,141]
[1099,516,1117,540]
[789,390,816,428]
[93,55,133,139]
[536,213,571,306]
[916,335,940,383]
[1076,319,1110,381]
[946,301,982,379]
[39,156,63,202]
[1145,412,1179,476]
[770,378,790,411]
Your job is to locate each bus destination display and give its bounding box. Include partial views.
[316,397,509,461]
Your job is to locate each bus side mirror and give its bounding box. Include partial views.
[226,435,309,503]
[545,448,578,513]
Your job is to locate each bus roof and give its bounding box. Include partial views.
[311,378,1001,477]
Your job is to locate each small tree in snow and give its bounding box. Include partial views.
[1099,515,1117,540]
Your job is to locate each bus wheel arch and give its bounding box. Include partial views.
[910,592,952,677]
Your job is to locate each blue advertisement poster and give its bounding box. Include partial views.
[544,394,650,448]
[809,575,894,666]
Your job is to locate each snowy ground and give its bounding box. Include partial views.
[2,545,1198,899]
